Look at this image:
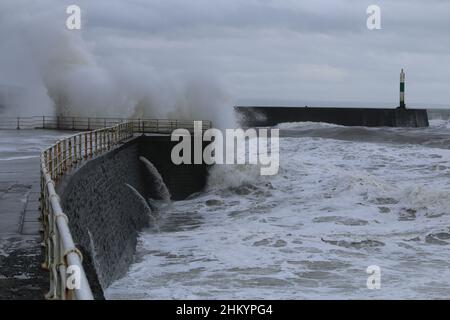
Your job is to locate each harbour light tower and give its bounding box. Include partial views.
[399,69,406,109]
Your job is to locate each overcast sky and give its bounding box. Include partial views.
[2,0,450,111]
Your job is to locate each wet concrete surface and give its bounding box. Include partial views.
[0,130,71,299]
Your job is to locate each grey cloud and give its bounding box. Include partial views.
[1,0,449,112]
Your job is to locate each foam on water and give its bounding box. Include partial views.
[430,119,450,129]
[277,121,343,130]
[106,122,450,299]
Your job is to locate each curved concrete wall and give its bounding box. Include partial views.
[57,135,208,298]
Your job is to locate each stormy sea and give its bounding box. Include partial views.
[106,109,450,299]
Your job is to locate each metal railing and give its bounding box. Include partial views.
[0,116,212,132]
[40,122,134,300]
[38,117,211,300]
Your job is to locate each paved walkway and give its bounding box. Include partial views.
[0,130,69,299]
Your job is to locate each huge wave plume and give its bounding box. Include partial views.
[0,0,235,128]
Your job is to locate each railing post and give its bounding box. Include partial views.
[52,145,57,179]
[73,136,77,164]
[87,118,91,130]
[68,139,72,168]
[62,140,67,172]
[43,152,48,179]
[78,134,81,161]
[17,117,20,130]
[84,133,88,159]
[72,117,75,130]
[43,116,45,129]
[48,148,53,179]
[94,131,98,154]
[100,131,103,152]
[57,142,61,178]
[89,131,93,157]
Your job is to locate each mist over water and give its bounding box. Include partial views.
[106,112,450,299]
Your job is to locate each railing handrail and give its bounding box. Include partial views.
[0,116,213,131]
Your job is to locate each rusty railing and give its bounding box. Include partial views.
[37,117,211,300]
[0,116,212,132]
[40,122,134,300]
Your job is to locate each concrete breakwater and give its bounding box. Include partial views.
[235,106,429,128]
[57,135,208,298]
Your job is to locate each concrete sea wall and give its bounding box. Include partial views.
[57,135,208,298]
[235,106,429,127]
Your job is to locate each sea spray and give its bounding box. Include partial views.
[146,197,171,214]
[206,164,264,190]
[125,183,160,232]
[139,156,171,202]
[87,229,105,288]
[0,2,235,128]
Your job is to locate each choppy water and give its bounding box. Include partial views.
[106,109,450,299]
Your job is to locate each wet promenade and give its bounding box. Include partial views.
[0,130,69,299]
